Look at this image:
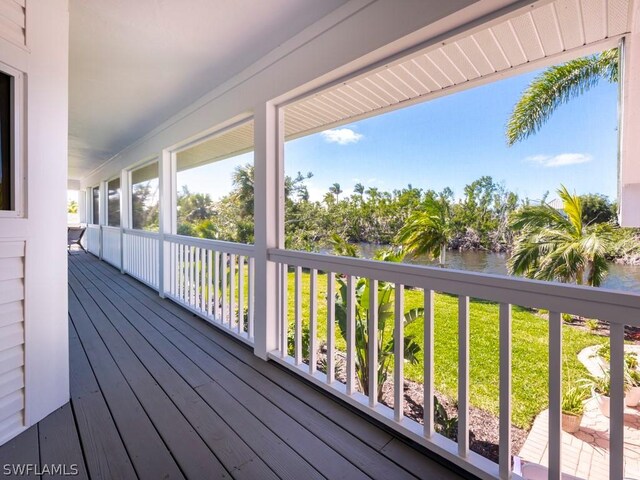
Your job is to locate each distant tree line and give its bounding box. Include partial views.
[172,163,636,264]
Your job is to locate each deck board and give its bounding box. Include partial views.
[38,403,89,480]
[0,253,466,480]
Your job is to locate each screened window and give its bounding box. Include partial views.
[91,187,100,225]
[175,121,254,242]
[131,162,159,231]
[107,178,120,227]
[0,71,11,210]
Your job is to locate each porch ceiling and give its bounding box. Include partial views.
[68,0,348,180]
[283,0,634,140]
[167,0,636,170]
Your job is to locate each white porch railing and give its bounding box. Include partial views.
[267,248,640,480]
[86,224,101,256]
[80,223,640,479]
[101,226,121,269]
[164,234,256,345]
[123,229,160,289]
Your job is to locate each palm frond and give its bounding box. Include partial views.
[506,49,618,145]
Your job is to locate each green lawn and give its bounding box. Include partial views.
[283,270,601,429]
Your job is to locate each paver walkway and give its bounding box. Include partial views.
[518,397,640,479]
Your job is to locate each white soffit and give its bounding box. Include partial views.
[176,121,254,172]
[283,0,634,139]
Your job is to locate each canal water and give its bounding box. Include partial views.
[354,245,640,293]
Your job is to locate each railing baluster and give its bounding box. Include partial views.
[200,248,206,312]
[394,284,404,422]
[499,303,512,479]
[221,252,228,325]
[207,250,213,317]
[369,279,379,407]
[326,272,335,384]
[294,266,302,365]
[548,311,562,480]
[309,268,318,374]
[214,251,220,321]
[195,247,201,309]
[346,275,356,395]
[424,288,434,438]
[177,243,182,301]
[181,243,186,303]
[280,263,288,358]
[190,246,196,306]
[169,242,176,297]
[610,321,625,480]
[229,254,236,329]
[238,255,245,334]
[458,295,469,457]
[248,257,254,339]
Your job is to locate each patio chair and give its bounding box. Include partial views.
[68,226,87,254]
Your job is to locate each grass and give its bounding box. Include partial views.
[283,270,600,429]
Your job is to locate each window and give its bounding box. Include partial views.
[175,121,254,242]
[131,162,159,231]
[91,187,100,225]
[0,70,11,210]
[107,178,120,227]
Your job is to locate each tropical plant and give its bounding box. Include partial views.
[333,275,423,401]
[506,49,618,145]
[396,196,455,267]
[561,385,588,416]
[67,200,78,214]
[434,396,458,440]
[508,185,614,286]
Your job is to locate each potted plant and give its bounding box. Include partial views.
[625,365,640,407]
[561,385,587,433]
[582,371,612,417]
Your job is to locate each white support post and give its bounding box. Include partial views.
[119,169,130,274]
[158,150,173,298]
[78,188,87,225]
[253,101,284,360]
[619,10,640,227]
[99,181,107,260]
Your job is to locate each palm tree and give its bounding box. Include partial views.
[508,186,613,287]
[354,182,365,198]
[395,196,454,267]
[506,49,618,145]
[329,182,343,201]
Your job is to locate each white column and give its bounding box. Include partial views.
[619,11,640,227]
[99,181,107,259]
[120,169,130,273]
[77,188,87,225]
[253,102,284,360]
[158,150,173,298]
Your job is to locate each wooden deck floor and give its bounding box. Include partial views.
[0,253,466,480]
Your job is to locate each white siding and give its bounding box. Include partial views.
[0,241,24,445]
[0,0,26,47]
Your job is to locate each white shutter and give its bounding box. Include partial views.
[0,241,24,445]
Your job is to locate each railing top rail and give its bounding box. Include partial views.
[165,233,255,256]
[123,228,161,239]
[268,248,640,324]
[102,225,121,232]
[87,224,100,230]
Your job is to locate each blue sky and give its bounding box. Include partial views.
[177,67,619,203]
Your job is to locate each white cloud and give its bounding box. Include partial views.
[320,128,363,145]
[525,153,593,168]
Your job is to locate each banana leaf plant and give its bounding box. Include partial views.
[334,276,423,402]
